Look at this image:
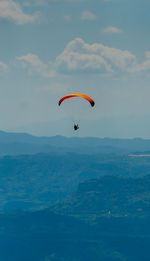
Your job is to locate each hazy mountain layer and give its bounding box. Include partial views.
[1,130,150,155]
[1,174,150,261]
[53,175,150,220]
[1,153,150,211]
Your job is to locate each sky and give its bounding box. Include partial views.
[1,0,150,138]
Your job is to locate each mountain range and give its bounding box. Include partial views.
[1,130,150,260]
[1,130,150,155]
[1,174,150,261]
[1,151,150,212]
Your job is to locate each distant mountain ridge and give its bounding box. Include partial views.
[1,130,150,155]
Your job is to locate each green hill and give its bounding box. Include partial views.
[53,175,150,220]
[1,151,150,212]
[1,152,150,212]
[1,174,150,261]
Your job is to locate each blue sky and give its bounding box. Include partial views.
[1,0,150,138]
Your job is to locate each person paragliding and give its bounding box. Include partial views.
[74,124,79,131]
[58,93,95,130]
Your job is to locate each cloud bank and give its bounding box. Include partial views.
[16,38,150,77]
[16,53,55,77]
[0,0,40,24]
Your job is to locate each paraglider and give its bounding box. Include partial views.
[58,93,95,130]
[74,124,79,131]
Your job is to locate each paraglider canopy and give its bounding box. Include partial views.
[58,93,95,107]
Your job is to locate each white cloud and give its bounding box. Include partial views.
[16,53,56,77]
[55,41,112,73]
[0,0,40,25]
[128,51,150,73]
[80,10,97,20]
[17,38,150,77]
[103,26,122,34]
[55,38,136,73]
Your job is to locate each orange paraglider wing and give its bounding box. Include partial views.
[58,94,95,107]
